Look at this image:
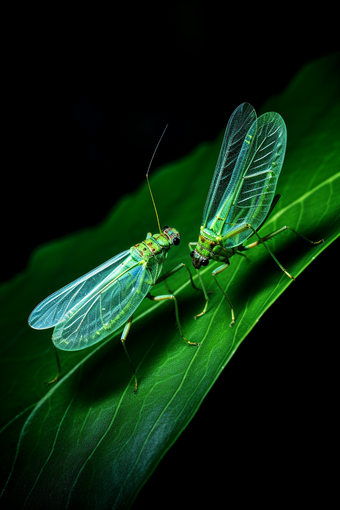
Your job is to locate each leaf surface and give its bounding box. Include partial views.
[1,53,339,509]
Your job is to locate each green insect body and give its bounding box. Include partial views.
[29,134,200,392]
[36,227,180,350]
[190,102,323,325]
[195,232,235,264]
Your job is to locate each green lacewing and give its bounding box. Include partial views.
[29,128,200,392]
[190,102,323,325]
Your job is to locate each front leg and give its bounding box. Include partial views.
[188,242,212,319]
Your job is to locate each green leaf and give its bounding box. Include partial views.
[1,53,339,509]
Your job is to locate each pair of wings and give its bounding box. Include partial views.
[203,102,287,247]
[28,250,155,351]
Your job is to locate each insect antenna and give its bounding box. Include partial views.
[146,124,168,234]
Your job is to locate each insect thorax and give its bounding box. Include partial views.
[197,227,234,263]
[130,227,180,282]
[131,235,167,260]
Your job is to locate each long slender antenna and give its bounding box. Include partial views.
[146,124,168,234]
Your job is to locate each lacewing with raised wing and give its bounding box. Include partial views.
[190,102,324,325]
[29,127,200,393]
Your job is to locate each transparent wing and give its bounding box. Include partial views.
[202,102,257,228]
[29,250,131,329]
[52,256,156,351]
[214,111,287,247]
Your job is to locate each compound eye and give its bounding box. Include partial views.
[201,259,209,266]
[162,226,169,231]
[173,237,180,246]
[190,251,195,258]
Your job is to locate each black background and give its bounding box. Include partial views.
[2,4,339,508]
[3,5,338,283]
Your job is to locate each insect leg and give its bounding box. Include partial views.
[241,226,324,251]
[188,242,197,248]
[156,262,202,293]
[239,224,324,281]
[188,242,213,319]
[45,344,62,386]
[211,261,235,327]
[240,223,323,280]
[120,314,138,393]
[158,261,173,294]
[241,224,296,279]
[234,251,248,258]
[146,292,200,346]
